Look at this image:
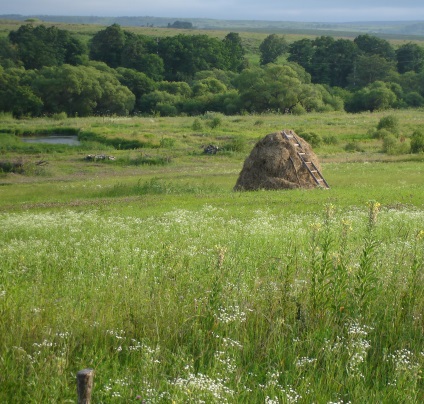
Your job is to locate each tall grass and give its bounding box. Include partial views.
[1,111,423,401]
[0,202,423,402]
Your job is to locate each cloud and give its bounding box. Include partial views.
[2,0,423,22]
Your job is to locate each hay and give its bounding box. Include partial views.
[234,130,326,191]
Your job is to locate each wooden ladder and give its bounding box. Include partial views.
[282,130,330,189]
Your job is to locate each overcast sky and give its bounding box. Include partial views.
[2,0,424,22]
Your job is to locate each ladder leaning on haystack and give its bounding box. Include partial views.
[282,130,330,189]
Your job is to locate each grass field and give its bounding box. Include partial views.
[0,110,424,403]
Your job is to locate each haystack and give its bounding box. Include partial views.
[234,130,328,191]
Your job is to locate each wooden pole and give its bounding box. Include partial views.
[76,368,94,404]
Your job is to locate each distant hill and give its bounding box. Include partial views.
[1,14,424,39]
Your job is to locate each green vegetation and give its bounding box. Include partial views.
[0,20,423,402]
[1,155,424,401]
[2,21,424,118]
[259,34,288,65]
[411,129,424,154]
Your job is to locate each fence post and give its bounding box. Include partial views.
[76,368,95,404]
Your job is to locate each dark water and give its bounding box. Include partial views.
[21,135,81,145]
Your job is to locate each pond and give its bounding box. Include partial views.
[21,135,81,146]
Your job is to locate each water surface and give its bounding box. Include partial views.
[21,135,81,146]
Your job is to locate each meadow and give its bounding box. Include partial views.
[0,110,424,403]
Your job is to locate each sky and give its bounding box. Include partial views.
[2,0,424,22]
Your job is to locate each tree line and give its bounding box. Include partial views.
[1,23,424,117]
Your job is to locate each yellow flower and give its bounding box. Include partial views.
[342,219,353,231]
[367,200,381,227]
[325,203,335,219]
[310,222,322,232]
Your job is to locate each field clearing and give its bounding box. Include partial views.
[0,111,424,402]
[1,109,424,209]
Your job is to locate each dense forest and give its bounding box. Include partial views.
[1,22,424,117]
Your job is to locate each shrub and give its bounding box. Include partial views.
[323,135,339,145]
[377,115,400,136]
[382,134,398,154]
[192,119,202,131]
[344,142,364,152]
[0,159,25,174]
[372,128,392,139]
[396,140,411,155]
[202,112,225,129]
[124,155,171,166]
[221,136,247,153]
[382,133,410,155]
[207,116,222,129]
[410,130,424,153]
[159,137,176,148]
[298,131,322,148]
[0,158,47,175]
[404,92,424,107]
[50,112,68,120]
[156,103,178,117]
[291,103,306,115]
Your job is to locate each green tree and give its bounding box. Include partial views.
[347,81,397,112]
[168,21,193,29]
[136,54,164,82]
[234,63,341,114]
[95,71,136,115]
[116,67,156,102]
[300,84,344,112]
[289,37,358,88]
[89,24,126,68]
[120,35,164,80]
[222,32,247,72]
[0,67,43,117]
[31,65,101,115]
[31,64,134,116]
[194,69,237,89]
[158,34,227,81]
[396,43,424,74]
[0,38,21,68]
[138,90,180,116]
[259,34,288,65]
[63,36,88,65]
[394,70,424,97]
[354,34,396,61]
[348,54,396,88]
[288,38,314,72]
[9,24,86,69]
[404,91,424,107]
[328,39,358,88]
[309,36,335,85]
[157,81,192,97]
[191,78,227,96]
